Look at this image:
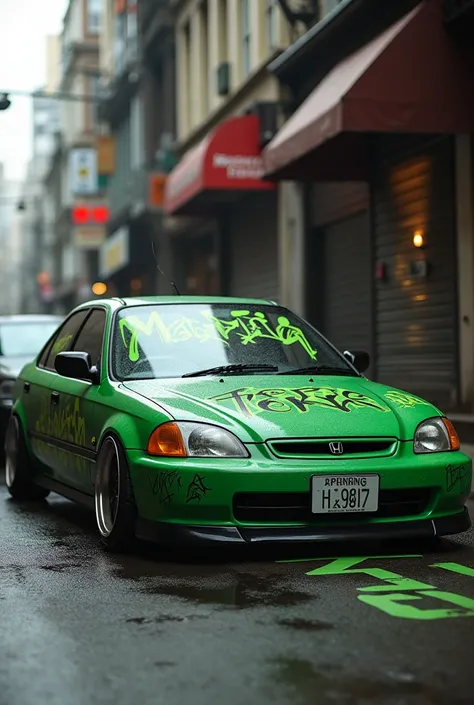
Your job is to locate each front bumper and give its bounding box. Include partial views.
[127,445,472,544]
[135,508,471,546]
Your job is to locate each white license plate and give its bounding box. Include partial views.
[311,474,379,514]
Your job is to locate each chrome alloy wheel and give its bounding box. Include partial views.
[4,416,19,489]
[95,437,121,537]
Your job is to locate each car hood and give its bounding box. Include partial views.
[123,375,442,442]
[0,356,33,379]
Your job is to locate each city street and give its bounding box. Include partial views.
[1,473,474,705]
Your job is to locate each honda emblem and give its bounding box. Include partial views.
[329,442,344,455]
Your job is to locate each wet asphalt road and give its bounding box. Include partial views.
[1,475,474,705]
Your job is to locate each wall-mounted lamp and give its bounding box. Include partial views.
[413,229,424,248]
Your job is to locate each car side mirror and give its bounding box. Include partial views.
[55,351,99,383]
[343,349,370,373]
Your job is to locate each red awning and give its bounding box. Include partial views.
[164,115,275,216]
[263,0,474,181]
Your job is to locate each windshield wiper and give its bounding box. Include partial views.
[182,363,279,378]
[278,365,358,376]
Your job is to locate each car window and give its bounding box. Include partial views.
[0,320,62,358]
[41,310,90,371]
[112,303,351,380]
[71,309,106,366]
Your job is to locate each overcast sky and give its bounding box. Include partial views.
[0,0,68,181]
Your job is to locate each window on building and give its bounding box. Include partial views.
[86,0,101,34]
[322,0,344,17]
[217,0,228,63]
[267,0,279,50]
[201,0,209,114]
[242,0,251,77]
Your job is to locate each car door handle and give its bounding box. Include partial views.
[24,382,30,393]
[51,391,60,405]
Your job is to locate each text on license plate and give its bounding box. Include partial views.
[311,474,379,514]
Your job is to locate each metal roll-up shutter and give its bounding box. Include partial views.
[373,135,458,409]
[228,191,279,301]
[321,211,373,376]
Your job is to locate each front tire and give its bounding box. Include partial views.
[94,435,137,552]
[4,415,49,501]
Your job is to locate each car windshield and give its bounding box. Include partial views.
[0,321,61,358]
[112,303,353,380]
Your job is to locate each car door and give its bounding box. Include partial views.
[26,309,91,487]
[66,307,107,492]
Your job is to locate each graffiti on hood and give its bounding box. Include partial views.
[119,309,317,362]
[385,391,431,409]
[210,387,390,416]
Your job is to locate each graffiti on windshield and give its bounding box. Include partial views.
[119,309,317,362]
[210,387,390,416]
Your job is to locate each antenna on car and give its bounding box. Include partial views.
[151,240,181,295]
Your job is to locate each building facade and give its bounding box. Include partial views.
[161,0,315,300]
[97,0,175,298]
[44,0,109,314]
[261,0,474,413]
[0,163,22,315]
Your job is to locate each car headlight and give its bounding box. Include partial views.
[414,417,460,454]
[147,421,249,458]
[0,378,15,400]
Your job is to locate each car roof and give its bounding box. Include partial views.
[77,295,279,310]
[0,314,63,323]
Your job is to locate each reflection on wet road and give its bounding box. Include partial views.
[1,474,474,705]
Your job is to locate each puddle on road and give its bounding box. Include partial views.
[140,574,316,609]
[275,617,334,632]
[270,659,470,705]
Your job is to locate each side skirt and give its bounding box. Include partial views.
[35,475,95,510]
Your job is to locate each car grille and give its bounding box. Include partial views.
[267,439,397,458]
[233,489,432,524]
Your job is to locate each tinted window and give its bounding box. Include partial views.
[112,303,352,380]
[0,320,62,358]
[42,310,90,371]
[71,309,106,366]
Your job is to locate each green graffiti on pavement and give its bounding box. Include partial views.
[430,562,474,578]
[119,309,317,362]
[211,387,390,416]
[281,555,474,621]
[358,591,474,620]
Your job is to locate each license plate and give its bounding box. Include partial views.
[311,474,379,514]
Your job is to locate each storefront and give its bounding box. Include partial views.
[262,0,474,410]
[163,114,278,299]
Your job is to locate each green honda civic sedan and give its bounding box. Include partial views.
[4,296,472,552]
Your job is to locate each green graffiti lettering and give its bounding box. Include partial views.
[358,590,474,620]
[385,391,431,409]
[34,396,87,476]
[303,556,423,584]
[430,562,474,578]
[118,309,318,362]
[211,387,390,416]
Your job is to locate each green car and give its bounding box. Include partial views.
[4,296,472,552]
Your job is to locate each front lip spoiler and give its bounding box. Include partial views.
[135,508,471,546]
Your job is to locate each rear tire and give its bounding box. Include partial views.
[94,435,137,553]
[4,415,49,501]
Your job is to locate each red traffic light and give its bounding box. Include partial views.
[72,204,109,225]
